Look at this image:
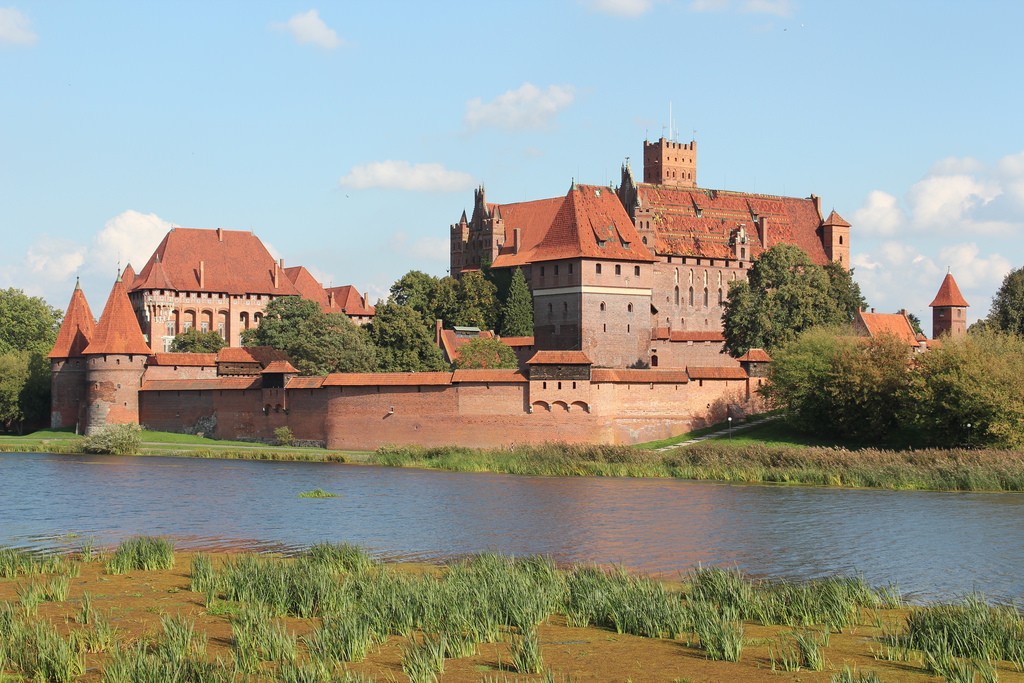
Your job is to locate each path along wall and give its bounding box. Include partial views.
[139,369,757,449]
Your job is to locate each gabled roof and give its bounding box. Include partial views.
[49,281,96,359]
[634,186,830,264]
[261,360,299,374]
[284,265,329,310]
[854,309,919,346]
[130,227,300,296]
[526,350,592,365]
[287,376,325,389]
[669,330,726,343]
[499,336,535,347]
[687,366,748,380]
[147,353,217,367]
[929,273,969,308]
[492,185,655,268]
[82,277,151,356]
[439,328,495,363]
[737,348,772,363]
[328,285,375,317]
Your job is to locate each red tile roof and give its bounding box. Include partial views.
[526,350,592,365]
[591,369,690,383]
[929,273,969,308]
[499,336,534,347]
[855,310,918,346]
[121,263,136,288]
[668,330,726,342]
[287,376,325,389]
[322,372,453,386]
[141,377,261,391]
[687,366,748,380]
[130,228,300,296]
[83,277,151,356]
[328,285,375,317]
[261,360,299,374]
[635,186,829,264]
[737,348,772,362]
[451,369,527,383]
[822,210,851,228]
[217,346,290,365]
[147,353,217,367]
[49,282,96,359]
[485,196,564,270]
[492,185,655,267]
[438,328,495,362]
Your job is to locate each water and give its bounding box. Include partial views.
[1,452,1021,603]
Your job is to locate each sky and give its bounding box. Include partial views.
[2,1,1023,337]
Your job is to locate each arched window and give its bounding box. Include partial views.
[599,301,606,311]
[562,301,569,319]
[651,354,659,367]
[688,287,694,306]
[703,288,709,307]
[674,268,679,284]
[615,264,621,276]
[627,303,633,313]
[674,287,680,305]
[718,288,724,305]
[547,302,553,320]
[688,269,694,285]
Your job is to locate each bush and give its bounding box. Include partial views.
[274,426,295,447]
[81,424,142,455]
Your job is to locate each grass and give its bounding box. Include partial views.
[299,488,338,498]
[106,536,175,574]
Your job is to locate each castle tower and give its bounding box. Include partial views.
[821,210,851,269]
[929,272,969,339]
[643,137,697,187]
[48,279,96,430]
[81,274,152,434]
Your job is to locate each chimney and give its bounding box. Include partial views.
[363,291,369,309]
[435,319,442,346]
[513,227,521,255]
[199,260,205,289]
[217,227,223,242]
[328,290,335,308]
[273,261,279,288]
[810,194,822,220]
[871,307,876,313]
[757,216,769,250]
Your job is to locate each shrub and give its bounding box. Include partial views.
[81,423,142,455]
[274,426,295,447]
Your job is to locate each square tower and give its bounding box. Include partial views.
[643,137,697,187]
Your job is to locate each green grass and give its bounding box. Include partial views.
[299,488,338,499]
[106,537,175,574]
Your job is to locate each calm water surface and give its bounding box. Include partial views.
[1,452,1021,603]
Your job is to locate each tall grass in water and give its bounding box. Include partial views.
[4,618,84,683]
[304,612,375,666]
[189,552,217,594]
[232,604,297,672]
[105,536,175,573]
[216,553,347,617]
[902,594,1023,664]
[306,542,376,574]
[510,625,544,674]
[0,546,72,578]
[563,565,683,638]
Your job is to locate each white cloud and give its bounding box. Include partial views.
[582,0,654,17]
[464,83,575,131]
[387,232,449,263]
[0,7,36,45]
[852,190,904,237]
[339,161,474,192]
[92,210,171,273]
[929,156,984,175]
[26,238,85,277]
[274,9,342,50]
[935,243,1012,290]
[907,174,1000,230]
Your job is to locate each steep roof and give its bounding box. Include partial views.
[492,185,655,267]
[130,227,300,296]
[82,277,151,356]
[49,281,96,359]
[284,265,329,309]
[439,328,495,363]
[929,273,969,308]
[121,263,136,288]
[634,186,830,264]
[854,310,919,346]
[822,210,851,228]
[327,285,375,317]
[217,346,290,366]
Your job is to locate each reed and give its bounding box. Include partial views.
[564,565,683,638]
[74,612,120,653]
[831,665,886,683]
[6,618,85,683]
[299,488,338,498]
[306,542,376,574]
[510,625,543,674]
[17,580,46,615]
[689,601,743,662]
[189,552,217,594]
[105,536,175,574]
[217,553,348,617]
[44,574,70,602]
[0,546,69,578]
[902,594,1023,663]
[232,604,298,672]
[304,612,375,666]
[401,634,443,683]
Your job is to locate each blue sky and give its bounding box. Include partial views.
[2,1,1023,335]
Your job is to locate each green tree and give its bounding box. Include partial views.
[454,270,498,329]
[242,296,376,375]
[170,328,227,353]
[0,288,63,431]
[723,245,858,355]
[500,268,534,337]
[0,352,30,431]
[762,327,913,442]
[906,312,924,336]
[366,302,447,372]
[823,261,867,322]
[908,331,1024,448]
[454,338,519,369]
[987,266,1024,335]
[389,270,442,324]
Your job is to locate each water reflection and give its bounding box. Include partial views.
[1,452,1021,603]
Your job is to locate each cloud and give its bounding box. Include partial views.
[91,210,171,273]
[0,7,37,45]
[935,243,1012,291]
[906,175,1000,230]
[689,0,791,15]
[274,9,343,50]
[852,190,905,237]
[387,232,449,263]
[25,238,86,277]
[464,83,575,131]
[582,0,654,17]
[339,161,474,192]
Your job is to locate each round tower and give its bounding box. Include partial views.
[48,279,96,430]
[81,275,152,434]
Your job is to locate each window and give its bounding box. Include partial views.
[165,321,174,336]
[627,303,633,313]
[615,264,621,275]
[718,288,724,305]
[596,263,602,274]
[218,322,225,339]
[554,265,559,275]
[674,287,680,305]
[651,355,659,367]
[540,266,545,277]
[200,322,209,333]
[568,263,573,274]
[688,287,694,306]
[703,288,709,307]
[839,235,844,245]
[599,301,606,311]
[183,321,192,332]
[675,268,679,284]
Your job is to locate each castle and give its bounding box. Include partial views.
[450,136,850,369]
[47,136,968,448]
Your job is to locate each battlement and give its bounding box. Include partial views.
[643,136,697,188]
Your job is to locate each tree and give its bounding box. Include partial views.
[242,296,376,375]
[170,328,227,353]
[906,312,924,336]
[454,270,498,329]
[908,331,1024,448]
[0,288,63,431]
[987,266,1024,335]
[389,271,442,325]
[761,327,912,442]
[455,338,518,369]
[366,302,447,372]
[500,267,534,337]
[823,261,867,322]
[723,245,859,356]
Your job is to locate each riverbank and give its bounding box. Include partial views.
[1,541,1021,682]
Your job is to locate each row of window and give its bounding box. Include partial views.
[594,263,642,277]
[674,287,725,307]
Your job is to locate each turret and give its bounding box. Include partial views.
[821,210,851,269]
[81,274,152,434]
[929,272,969,339]
[48,279,96,430]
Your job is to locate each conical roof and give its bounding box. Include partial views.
[822,209,851,227]
[48,280,96,359]
[929,273,969,308]
[83,276,151,355]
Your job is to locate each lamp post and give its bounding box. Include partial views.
[727,415,733,439]
[966,422,971,448]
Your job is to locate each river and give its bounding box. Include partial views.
[1,452,1020,603]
